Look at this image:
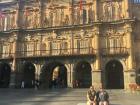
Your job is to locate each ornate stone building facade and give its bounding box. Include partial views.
[0,0,140,89]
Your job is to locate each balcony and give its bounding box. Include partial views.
[101,47,129,57]
[0,53,14,60]
[15,47,96,58]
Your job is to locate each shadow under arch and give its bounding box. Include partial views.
[0,62,11,88]
[74,61,92,88]
[136,68,140,85]
[21,61,35,88]
[105,59,124,89]
[39,62,67,89]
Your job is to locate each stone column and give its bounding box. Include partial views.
[67,64,71,87]
[91,64,102,89]
[124,24,136,89]
[123,0,129,18]
[93,0,97,21]
[9,34,18,88]
[67,63,74,88]
[40,0,46,28]
[35,64,41,80]
[91,27,102,88]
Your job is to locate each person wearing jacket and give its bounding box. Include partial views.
[87,85,97,105]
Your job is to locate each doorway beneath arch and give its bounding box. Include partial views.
[40,62,67,89]
[22,61,35,88]
[0,62,11,88]
[105,60,124,89]
[74,61,92,88]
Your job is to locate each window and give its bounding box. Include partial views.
[107,37,122,54]
[61,42,68,54]
[132,0,140,3]
[26,42,34,56]
[51,41,60,55]
[40,43,46,55]
[75,39,89,54]
[2,44,9,58]
[80,39,89,54]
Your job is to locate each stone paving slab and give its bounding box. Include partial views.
[0,89,140,105]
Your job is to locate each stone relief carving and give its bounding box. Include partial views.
[80,29,85,38]
[93,28,99,35]
[52,31,57,39]
[25,35,32,41]
[106,30,113,36]
[103,1,122,21]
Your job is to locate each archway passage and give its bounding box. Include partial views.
[22,61,35,88]
[40,62,67,89]
[105,60,124,89]
[0,62,11,88]
[74,61,92,88]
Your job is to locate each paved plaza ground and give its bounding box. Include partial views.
[0,88,140,105]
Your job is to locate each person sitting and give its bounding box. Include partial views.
[87,85,97,105]
[98,87,109,105]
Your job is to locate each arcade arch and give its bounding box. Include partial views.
[21,61,35,88]
[39,62,67,88]
[105,60,124,89]
[74,61,92,88]
[0,62,11,88]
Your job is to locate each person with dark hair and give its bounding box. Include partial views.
[87,85,97,105]
[98,87,109,105]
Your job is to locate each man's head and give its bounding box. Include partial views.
[99,87,104,91]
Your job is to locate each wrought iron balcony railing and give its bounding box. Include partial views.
[101,47,129,56]
[0,47,96,59]
[0,53,14,59]
[16,47,96,58]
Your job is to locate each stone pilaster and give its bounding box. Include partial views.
[9,35,18,88]
[91,70,102,89]
[124,24,136,89]
[124,70,136,89]
[124,0,129,18]
[67,64,74,88]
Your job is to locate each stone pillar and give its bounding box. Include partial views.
[124,24,136,89]
[93,0,97,21]
[123,0,129,18]
[91,27,102,88]
[67,64,74,88]
[91,64,102,89]
[9,35,18,88]
[35,64,41,80]
[126,26,133,70]
[67,70,71,87]
[40,0,46,28]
